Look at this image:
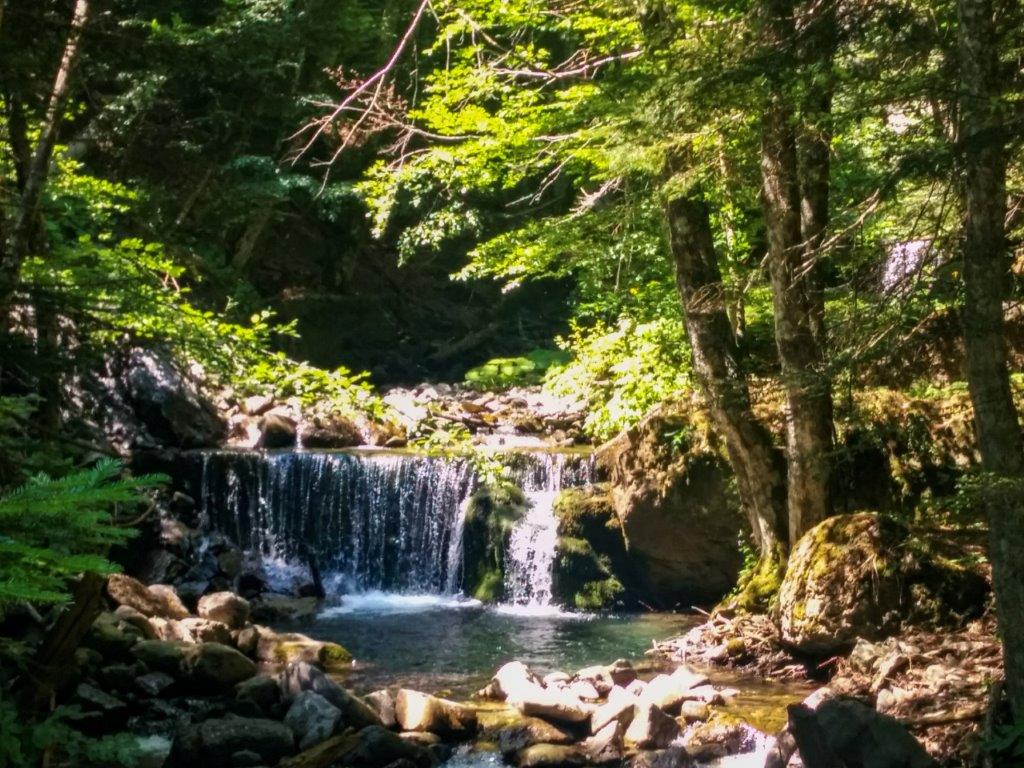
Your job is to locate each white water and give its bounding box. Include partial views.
[318,590,482,617]
[502,453,595,609]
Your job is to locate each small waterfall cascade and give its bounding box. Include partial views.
[193,449,596,601]
[503,453,596,608]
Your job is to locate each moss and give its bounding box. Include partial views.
[552,536,629,610]
[472,569,505,603]
[461,481,528,603]
[320,642,353,668]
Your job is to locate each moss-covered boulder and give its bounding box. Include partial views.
[597,406,745,607]
[778,512,988,655]
[462,482,529,602]
[552,486,636,610]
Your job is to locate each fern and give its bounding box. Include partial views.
[0,459,165,606]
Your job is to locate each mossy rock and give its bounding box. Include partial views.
[551,536,625,610]
[462,482,529,603]
[777,512,988,655]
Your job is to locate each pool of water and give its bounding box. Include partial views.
[280,592,698,696]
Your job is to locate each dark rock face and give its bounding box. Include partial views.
[597,407,745,607]
[788,698,936,768]
[777,513,989,655]
[257,412,297,448]
[123,347,225,448]
[169,715,295,768]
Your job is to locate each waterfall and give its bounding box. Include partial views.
[194,449,595,602]
[503,453,596,608]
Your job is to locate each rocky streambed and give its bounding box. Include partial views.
[71,573,814,768]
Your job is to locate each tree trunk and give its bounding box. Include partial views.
[957,0,1024,719]
[1,0,90,312]
[665,186,789,589]
[796,0,836,348]
[759,0,834,547]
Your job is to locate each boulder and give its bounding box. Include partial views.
[113,605,157,639]
[624,703,680,750]
[395,690,477,738]
[638,667,708,715]
[490,661,542,700]
[597,406,745,606]
[234,625,261,657]
[629,748,694,768]
[788,698,935,768]
[179,617,233,645]
[778,513,987,655]
[285,691,343,750]
[298,416,363,449]
[136,671,176,697]
[515,744,586,768]
[680,719,751,761]
[236,675,282,715]
[124,347,225,449]
[147,584,190,620]
[198,592,251,630]
[132,639,187,677]
[257,630,351,669]
[242,395,275,416]
[280,662,382,729]
[591,687,636,734]
[678,701,710,723]
[106,574,168,618]
[169,715,295,768]
[258,413,298,449]
[512,686,593,725]
[582,719,628,765]
[187,642,257,691]
[339,725,430,768]
[365,690,397,729]
[251,595,320,623]
[495,717,576,755]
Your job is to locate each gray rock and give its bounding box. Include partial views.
[132,639,187,677]
[340,725,430,768]
[496,717,576,755]
[395,689,477,738]
[188,642,257,692]
[169,715,295,768]
[136,671,176,697]
[124,347,225,448]
[284,691,343,750]
[366,689,397,729]
[236,675,281,715]
[198,592,251,630]
[279,662,382,729]
[624,703,680,750]
[229,750,263,768]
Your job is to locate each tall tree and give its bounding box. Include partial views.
[956,0,1024,718]
[664,177,789,594]
[0,0,90,316]
[758,0,834,546]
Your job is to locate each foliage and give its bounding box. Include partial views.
[463,349,570,390]
[546,317,692,441]
[0,459,163,605]
[0,698,141,768]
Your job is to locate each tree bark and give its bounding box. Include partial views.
[759,0,834,547]
[665,187,789,574]
[957,0,1024,719]
[796,0,836,348]
[1,0,90,312]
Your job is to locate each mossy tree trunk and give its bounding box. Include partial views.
[759,0,834,548]
[664,183,789,594]
[957,0,1024,719]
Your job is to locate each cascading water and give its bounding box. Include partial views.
[193,449,595,605]
[502,453,596,608]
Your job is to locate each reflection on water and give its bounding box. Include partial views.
[284,597,696,696]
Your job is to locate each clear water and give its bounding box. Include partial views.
[285,596,696,696]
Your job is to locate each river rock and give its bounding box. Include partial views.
[597,406,745,605]
[788,697,935,768]
[591,686,636,733]
[340,725,430,768]
[169,715,295,768]
[258,630,351,669]
[299,416,362,449]
[624,703,680,749]
[496,717,576,754]
[106,574,169,618]
[113,605,157,639]
[251,595,320,622]
[187,642,257,691]
[236,675,282,715]
[512,686,594,725]
[280,662,382,729]
[285,691,343,750]
[639,669,707,715]
[395,690,477,738]
[242,394,274,416]
[198,591,251,629]
[180,617,233,644]
[133,639,187,677]
[365,690,397,729]
[678,701,710,723]
[515,744,586,768]
[680,719,751,760]
[147,584,190,620]
[258,412,298,448]
[136,671,176,697]
[582,719,628,765]
[629,747,695,768]
[490,661,543,700]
